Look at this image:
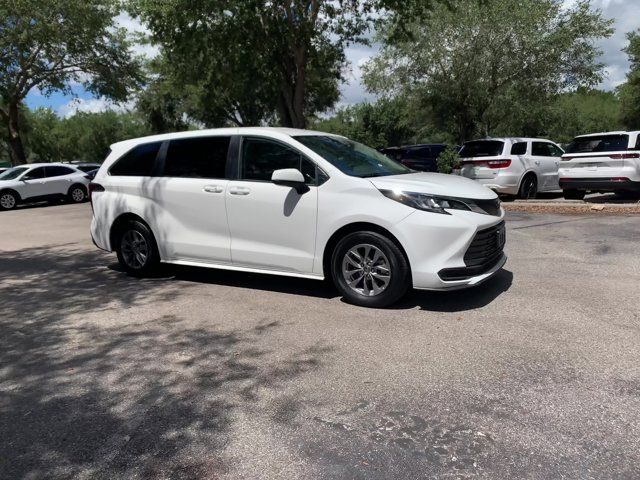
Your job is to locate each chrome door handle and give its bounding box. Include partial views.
[203,185,224,193]
[229,186,250,195]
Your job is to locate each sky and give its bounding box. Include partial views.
[25,0,640,117]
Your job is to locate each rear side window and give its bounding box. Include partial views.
[110,142,162,177]
[460,141,505,158]
[164,136,230,179]
[565,135,629,154]
[510,142,527,155]
[46,166,75,177]
[241,137,317,185]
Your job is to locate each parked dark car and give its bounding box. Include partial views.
[380,144,453,172]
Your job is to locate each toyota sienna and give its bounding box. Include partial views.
[90,128,507,307]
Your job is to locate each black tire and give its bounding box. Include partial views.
[115,220,160,276]
[331,231,410,308]
[563,189,585,200]
[0,190,18,210]
[68,184,87,203]
[518,173,538,200]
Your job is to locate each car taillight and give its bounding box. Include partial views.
[88,182,104,206]
[561,156,573,161]
[84,174,92,180]
[464,159,511,169]
[610,153,640,159]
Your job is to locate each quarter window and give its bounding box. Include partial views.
[45,166,75,177]
[510,142,527,155]
[241,137,317,185]
[164,136,230,179]
[110,142,162,177]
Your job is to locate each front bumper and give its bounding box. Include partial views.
[394,209,507,290]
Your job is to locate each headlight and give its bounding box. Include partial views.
[379,189,495,215]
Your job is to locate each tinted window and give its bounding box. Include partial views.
[110,142,162,176]
[404,147,431,159]
[460,141,505,158]
[294,135,411,178]
[164,136,230,179]
[549,144,564,157]
[242,137,317,185]
[46,166,75,177]
[511,142,527,155]
[23,167,46,180]
[565,135,629,154]
[532,142,553,156]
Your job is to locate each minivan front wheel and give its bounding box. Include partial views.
[116,220,160,276]
[331,231,410,308]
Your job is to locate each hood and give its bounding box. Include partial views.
[368,172,497,200]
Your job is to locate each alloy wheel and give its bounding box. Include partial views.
[71,188,85,202]
[120,230,149,269]
[0,193,16,209]
[341,243,391,296]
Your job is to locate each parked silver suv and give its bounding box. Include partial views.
[458,138,564,199]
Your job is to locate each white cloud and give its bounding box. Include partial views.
[58,97,135,118]
[114,12,160,59]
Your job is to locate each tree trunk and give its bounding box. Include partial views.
[278,46,307,129]
[5,102,27,165]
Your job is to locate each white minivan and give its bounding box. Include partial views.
[90,128,507,307]
[458,138,564,199]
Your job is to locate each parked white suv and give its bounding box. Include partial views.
[458,138,564,199]
[559,131,640,199]
[90,128,507,307]
[0,163,90,210]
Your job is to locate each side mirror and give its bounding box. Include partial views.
[271,168,308,194]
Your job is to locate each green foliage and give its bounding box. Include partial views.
[0,0,143,164]
[619,30,640,130]
[436,145,460,174]
[311,97,419,148]
[24,109,151,163]
[364,0,614,142]
[131,0,379,129]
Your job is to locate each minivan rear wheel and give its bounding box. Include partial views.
[116,220,160,276]
[331,231,410,308]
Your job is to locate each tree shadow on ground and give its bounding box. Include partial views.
[0,246,333,479]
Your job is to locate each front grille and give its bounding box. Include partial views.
[439,221,506,281]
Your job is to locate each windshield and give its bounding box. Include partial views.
[565,135,629,154]
[460,141,505,158]
[294,135,412,178]
[0,167,28,180]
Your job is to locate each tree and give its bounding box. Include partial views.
[619,30,640,130]
[132,0,378,129]
[363,0,613,143]
[0,0,143,165]
[25,109,152,163]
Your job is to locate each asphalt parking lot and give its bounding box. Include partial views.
[1,203,639,479]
